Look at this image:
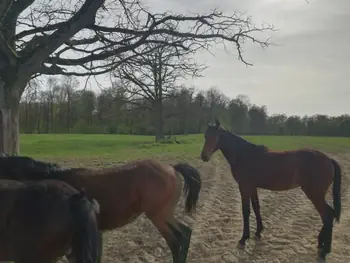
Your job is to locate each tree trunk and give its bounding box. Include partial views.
[45,101,50,133]
[9,104,19,154]
[0,105,19,155]
[183,109,189,135]
[154,101,164,142]
[67,94,71,132]
[37,103,41,133]
[0,109,11,153]
[0,80,21,154]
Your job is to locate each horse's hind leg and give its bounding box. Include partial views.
[318,204,335,260]
[150,216,180,262]
[148,214,191,263]
[302,189,335,260]
[251,187,263,240]
[176,221,192,262]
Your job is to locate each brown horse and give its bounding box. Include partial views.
[0,156,202,263]
[0,178,100,263]
[200,119,341,261]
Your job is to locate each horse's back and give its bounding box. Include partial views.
[264,148,331,167]
[26,179,79,196]
[108,159,177,213]
[89,159,176,191]
[244,148,334,191]
[292,148,335,190]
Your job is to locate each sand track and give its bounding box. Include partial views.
[59,152,350,263]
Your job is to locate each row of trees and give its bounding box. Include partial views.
[20,77,350,137]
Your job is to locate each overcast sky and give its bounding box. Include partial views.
[40,0,348,116]
[131,0,349,116]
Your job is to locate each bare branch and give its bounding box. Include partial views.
[0,32,17,66]
[1,0,275,103]
[0,0,13,22]
[11,4,273,79]
[115,34,207,112]
[15,0,106,86]
[37,64,66,75]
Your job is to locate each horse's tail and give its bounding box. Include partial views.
[172,163,202,213]
[331,158,342,223]
[70,191,101,263]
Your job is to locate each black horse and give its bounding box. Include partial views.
[0,178,101,263]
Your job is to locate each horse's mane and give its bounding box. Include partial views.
[219,127,268,156]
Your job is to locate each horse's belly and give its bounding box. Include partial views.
[260,183,299,191]
[98,206,142,230]
[257,172,300,191]
[114,211,142,227]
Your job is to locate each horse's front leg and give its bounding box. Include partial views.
[251,187,263,240]
[237,183,251,249]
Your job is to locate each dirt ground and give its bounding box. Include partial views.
[60,152,350,263]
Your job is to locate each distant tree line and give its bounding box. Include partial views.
[20,76,350,138]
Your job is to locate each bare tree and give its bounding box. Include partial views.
[0,0,273,153]
[174,86,195,135]
[61,76,79,132]
[19,80,40,133]
[45,77,59,132]
[115,36,207,140]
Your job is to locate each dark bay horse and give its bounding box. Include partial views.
[200,119,341,261]
[0,156,202,263]
[0,178,100,263]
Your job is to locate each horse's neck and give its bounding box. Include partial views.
[219,132,265,170]
[219,134,238,170]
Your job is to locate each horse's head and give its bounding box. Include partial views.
[200,119,221,162]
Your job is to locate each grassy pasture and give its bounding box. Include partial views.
[18,133,350,262]
[20,134,350,162]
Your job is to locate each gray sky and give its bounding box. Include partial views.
[29,0,349,116]
[138,0,350,116]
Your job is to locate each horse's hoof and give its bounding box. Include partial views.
[236,242,245,249]
[254,234,262,241]
[316,248,326,262]
[316,256,326,263]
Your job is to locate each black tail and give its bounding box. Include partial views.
[331,159,342,223]
[71,192,101,263]
[172,163,202,213]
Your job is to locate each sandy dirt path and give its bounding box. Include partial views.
[59,152,350,263]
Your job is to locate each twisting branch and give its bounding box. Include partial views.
[0,0,276,104]
[114,35,206,107]
[15,0,106,86]
[6,0,274,80]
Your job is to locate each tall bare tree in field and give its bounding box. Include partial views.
[0,0,273,153]
[115,37,207,141]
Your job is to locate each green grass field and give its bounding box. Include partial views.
[19,134,350,161]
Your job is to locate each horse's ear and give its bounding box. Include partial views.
[215,119,220,129]
[208,121,215,127]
